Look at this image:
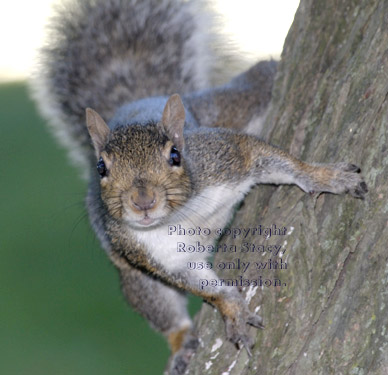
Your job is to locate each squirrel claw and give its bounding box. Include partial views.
[239,337,253,356]
[350,180,368,199]
[247,313,264,329]
[346,163,361,173]
[235,334,254,356]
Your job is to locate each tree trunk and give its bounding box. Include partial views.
[185,0,388,374]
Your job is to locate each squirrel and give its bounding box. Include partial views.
[31,0,368,371]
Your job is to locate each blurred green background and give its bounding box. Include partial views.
[0,83,200,375]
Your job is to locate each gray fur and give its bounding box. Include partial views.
[30,0,219,173]
[184,60,278,132]
[120,264,191,334]
[110,96,199,130]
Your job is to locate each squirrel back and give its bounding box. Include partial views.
[31,0,223,171]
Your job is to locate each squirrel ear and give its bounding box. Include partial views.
[161,94,185,150]
[85,108,110,157]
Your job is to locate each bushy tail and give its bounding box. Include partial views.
[30,0,220,172]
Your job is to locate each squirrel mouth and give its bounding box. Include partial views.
[137,215,156,226]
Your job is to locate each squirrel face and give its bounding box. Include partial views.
[99,125,191,228]
[85,95,192,229]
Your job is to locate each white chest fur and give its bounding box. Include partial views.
[132,181,255,272]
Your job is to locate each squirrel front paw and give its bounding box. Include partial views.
[324,163,368,199]
[222,301,264,355]
[304,162,368,199]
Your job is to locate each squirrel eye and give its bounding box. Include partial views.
[97,157,108,178]
[169,146,181,167]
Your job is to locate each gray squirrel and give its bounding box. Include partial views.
[31,0,368,370]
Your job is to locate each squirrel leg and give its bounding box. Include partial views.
[113,249,262,355]
[247,140,368,199]
[119,265,200,374]
[118,265,193,353]
[170,269,263,355]
[185,130,367,200]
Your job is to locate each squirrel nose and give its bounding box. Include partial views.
[131,188,156,211]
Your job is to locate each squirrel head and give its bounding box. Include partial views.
[86,94,192,229]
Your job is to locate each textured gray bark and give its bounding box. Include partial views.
[185,0,388,374]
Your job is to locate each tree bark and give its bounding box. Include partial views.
[185,0,388,374]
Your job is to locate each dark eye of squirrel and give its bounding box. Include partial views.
[169,146,181,167]
[97,157,107,177]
